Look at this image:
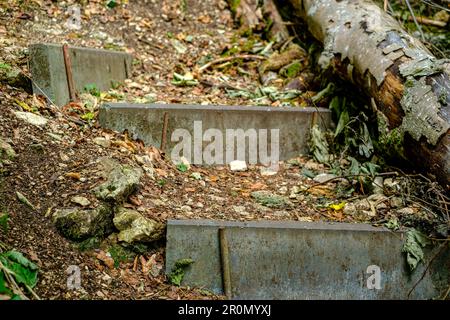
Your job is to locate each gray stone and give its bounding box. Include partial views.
[98,103,333,165]
[29,44,132,106]
[165,219,450,299]
[14,111,48,127]
[94,164,142,203]
[251,190,292,208]
[93,137,111,148]
[229,160,247,171]
[313,173,337,183]
[70,196,91,207]
[0,138,16,160]
[372,176,384,195]
[52,205,113,241]
[0,66,31,91]
[113,207,164,243]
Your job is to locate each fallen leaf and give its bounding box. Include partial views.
[66,172,81,180]
[96,251,115,269]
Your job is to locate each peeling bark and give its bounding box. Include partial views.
[285,0,450,189]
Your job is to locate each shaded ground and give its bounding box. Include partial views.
[0,0,448,300]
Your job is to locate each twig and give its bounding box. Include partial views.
[199,79,243,91]
[442,283,450,300]
[407,242,447,299]
[384,0,388,12]
[306,172,399,190]
[197,55,266,73]
[404,0,426,41]
[410,16,447,28]
[0,261,28,300]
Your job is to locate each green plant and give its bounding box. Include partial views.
[168,258,194,286]
[108,245,134,268]
[83,83,101,97]
[176,163,189,172]
[0,250,39,300]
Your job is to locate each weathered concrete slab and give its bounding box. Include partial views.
[99,103,332,164]
[165,219,450,300]
[29,43,132,106]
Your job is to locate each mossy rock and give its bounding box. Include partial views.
[251,190,292,208]
[0,138,16,166]
[113,207,165,244]
[94,165,142,203]
[0,66,32,92]
[259,44,306,74]
[53,205,114,241]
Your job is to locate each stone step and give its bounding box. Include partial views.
[165,219,449,300]
[29,43,132,106]
[99,103,332,165]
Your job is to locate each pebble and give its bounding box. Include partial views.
[229,160,247,171]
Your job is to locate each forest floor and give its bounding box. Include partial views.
[0,0,448,300]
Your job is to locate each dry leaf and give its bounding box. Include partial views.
[66,172,81,180]
[96,251,115,269]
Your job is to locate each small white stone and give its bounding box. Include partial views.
[229,160,247,171]
[14,111,48,127]
[93,137,111,148]
[260,166,278,176]
[71,196,91,207]
[313,173,337,183]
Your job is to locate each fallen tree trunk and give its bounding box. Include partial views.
[282,0,450,189]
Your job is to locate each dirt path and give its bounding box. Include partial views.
[0,0,447,300]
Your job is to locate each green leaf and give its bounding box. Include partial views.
[176,163,188,172]
[402,229,431,272]
[334,110,349,137]
[81,112,95,121]
[169,258,194,286]
[0,63,11,70]
[106,0,118,9]
[384,216,400,231]
[84,83,101,97]
[1,251,38,288]
[0,271,12,295]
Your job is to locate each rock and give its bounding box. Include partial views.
[278,186,288,195]
[260,71,278,86]
[53,205,114,241]
[209,195,226,203]
[372,176,384,195]
[93,137,111,148]
[260,166,278,176]
[251,190,292,208]
[313,173,337,183]
[190,172,202,180]
[14,111,48,127]
[232,205,249,216]
[113,207,164,244]
[0,138,16,161]
[180,205,192,212]
[390,197,403,208]
[303,160,323,171]
[229,160,247,171]
[94,165,142,203]
[383,178,401,194]
[70,196,91,207]
[259,44,306,73]
[0,66,32,92]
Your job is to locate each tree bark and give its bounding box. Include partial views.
[284,0,450,189]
